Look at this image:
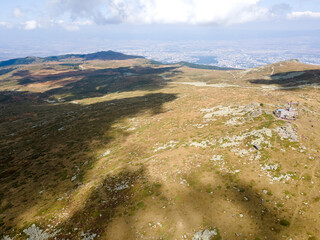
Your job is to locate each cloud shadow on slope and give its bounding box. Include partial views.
[248,70,320,90]
[161,169,301,240]
[0,92,177,234]
[12,66,179,101]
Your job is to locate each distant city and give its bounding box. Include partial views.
[1,39,320,69]
[116,39,320,69]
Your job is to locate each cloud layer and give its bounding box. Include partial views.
[13,8,24,18]
[1,0,320,31]
[24,20,40,30]
[49,0,271,25]
[287,11,320,19]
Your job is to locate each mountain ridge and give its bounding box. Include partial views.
[0,50,145,68]
[176,61,238,70]
[0,51,243,71]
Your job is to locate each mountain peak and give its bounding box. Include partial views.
[0,51,144,67]
[84,51,144,61]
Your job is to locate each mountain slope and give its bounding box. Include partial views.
[1,54,320,239]
[0,51,144,67]
[177,61,237,70]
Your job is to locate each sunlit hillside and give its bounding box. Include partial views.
[1,52,320,240]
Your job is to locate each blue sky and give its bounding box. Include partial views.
[1,0,320,30]
[0,0,320,60]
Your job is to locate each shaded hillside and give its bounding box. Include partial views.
[44,51,144,62]
[0,68,15,76]
[249,69,320,88]
[0,51,144,67]
[0,57,42,68]
[177,61,237,70]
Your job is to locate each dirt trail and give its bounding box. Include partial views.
[271,66,275,75]
[227,71,236,80]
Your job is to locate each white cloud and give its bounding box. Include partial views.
[24,20,40,30]
[57,19,94,31]
[0,21,14,29]
[49,0,272,25]
[287,11,320,19]
[63,24,80,31]
[13,7,24,18]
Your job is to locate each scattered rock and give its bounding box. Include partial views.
[249,108,263,118]
[106,180,130,192]
[190,140,216,148]
[253,144,261,150]
[219,128,272,149]
[192,229,218,240]
[114,183,129,191]
[201,103,263,119]
[100,149,111,158]
[272,173,293,182]
[58,127,66,131]
[226,117,245,126]
[1,236,13,240]
[193,123,209,128]
[249,102,261,108]
[275,123,298,142]
[261,163,279,171]
[81,232,97,240]
[210,155,223,161]
[23,224,55,240]
[154,140,178,152]
[232,149,250,157]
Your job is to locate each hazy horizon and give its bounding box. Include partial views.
[1,0,320,68]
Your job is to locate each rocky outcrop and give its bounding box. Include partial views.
[275,123,298,142]
[192,229,218,240]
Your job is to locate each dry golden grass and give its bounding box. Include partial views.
[1,58,320,239]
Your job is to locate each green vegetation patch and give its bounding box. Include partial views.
[280,219,290,226]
